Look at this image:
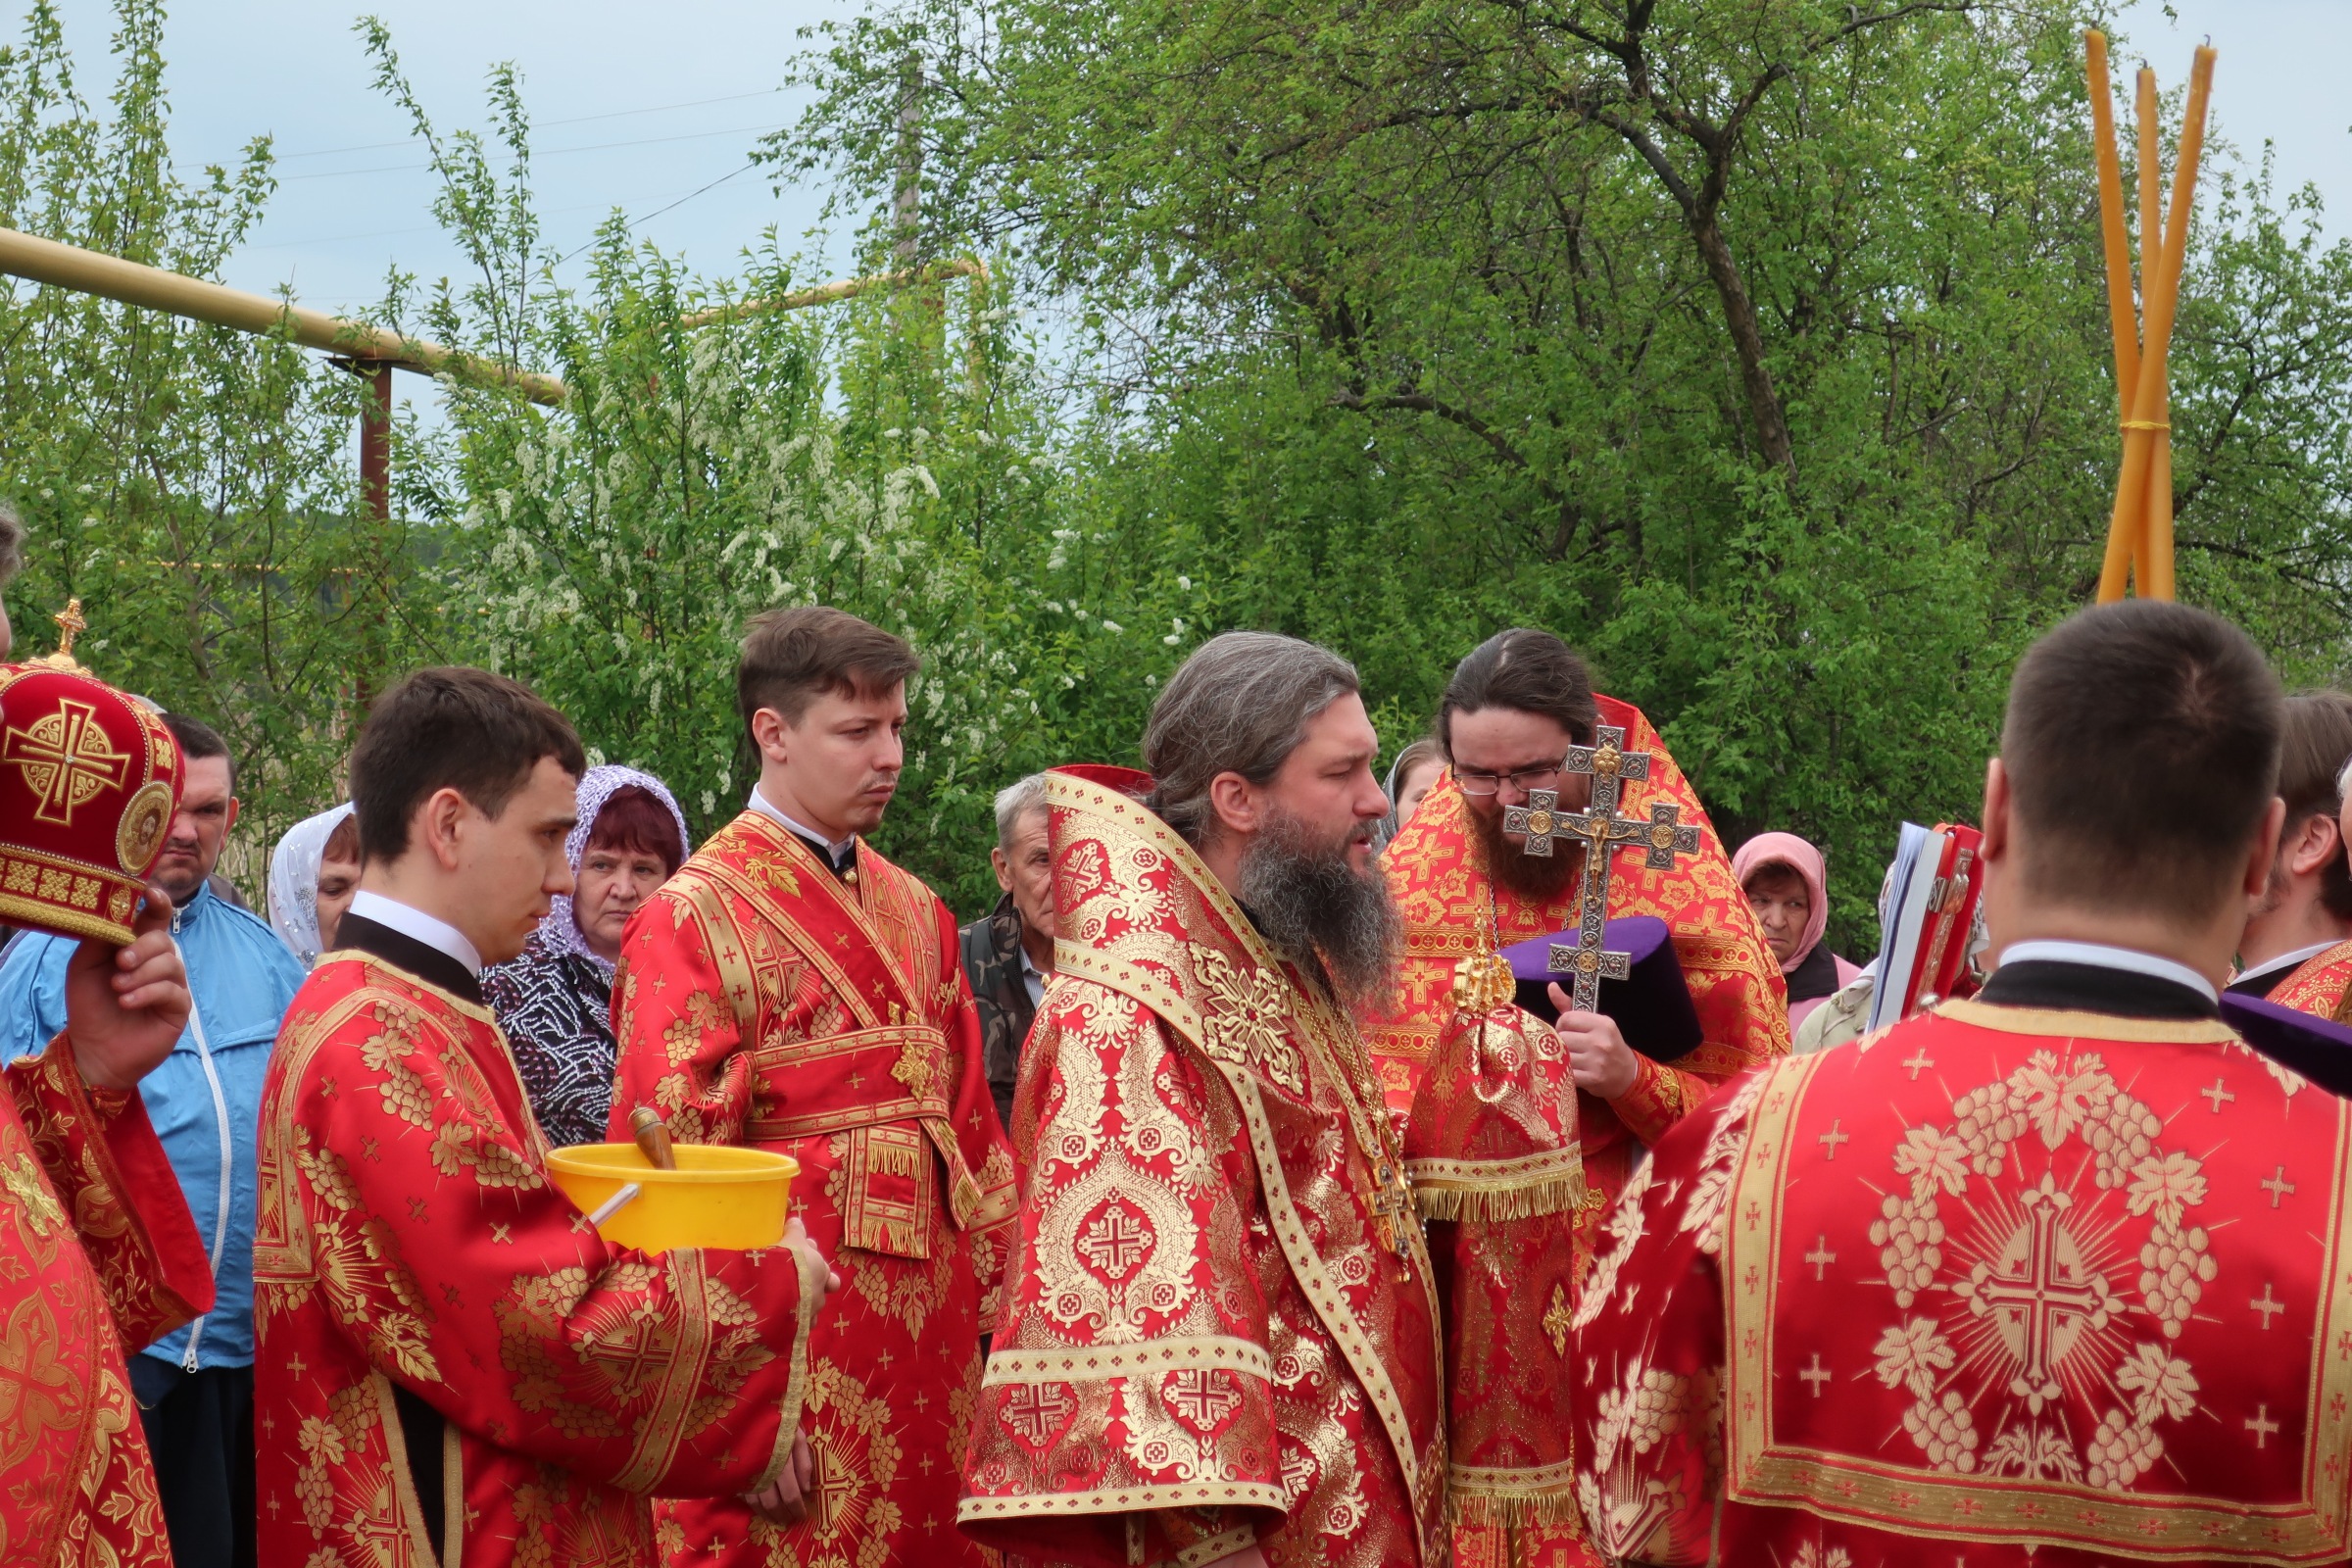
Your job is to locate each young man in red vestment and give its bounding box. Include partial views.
[255,668,832,1568]
[2237,692,2352,1007]
[610,607,1017,1568]
[0,544,217,1568]
[1571,601,2352,1566]
[1364,628,1786,1558]
[961,631,1446,1568]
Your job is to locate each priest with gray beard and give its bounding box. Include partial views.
[960,631,1448,1568]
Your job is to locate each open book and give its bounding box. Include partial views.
[1863,821,1985,1033]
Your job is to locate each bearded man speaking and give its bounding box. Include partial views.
[961,631,1446,1568]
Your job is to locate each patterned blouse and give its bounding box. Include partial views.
[482,930,619,1150]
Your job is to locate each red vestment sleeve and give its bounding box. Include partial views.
[272,986,822,1498]
[1572,1066,1775,1565]
[1611,1053,1722,1150]
[8,1034,213,1348]
[610,891,753,1147]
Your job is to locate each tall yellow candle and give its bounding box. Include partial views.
[2138,45,2215,600]
[2136,69,2162,310]
[2084,33,2139,413]
[2132,69,2165,595]
[2100,66,2166,599]
[2097,45,2214,604]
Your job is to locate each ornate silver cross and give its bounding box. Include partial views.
[1501,790,1568,856]
[1533,724,1703,1012]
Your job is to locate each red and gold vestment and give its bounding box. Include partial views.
[255,952,826,1568]
[1366,694,1787,1565]
[1574,1001,2352,1565]
[0,1038,213,1568]
[959,766,1446,1568]
[2269,940,2352,1019]
[611,810,1017,1568]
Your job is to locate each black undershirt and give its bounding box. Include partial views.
[786,829,857,883]
[1784,941,1842,1005]
[2224,960,2298,1001]
[337,911,484,1006]
[1977,957,2218,1021]
[333,911,479,1557]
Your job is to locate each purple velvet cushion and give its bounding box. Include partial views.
[1500,914,1704,1063]
[2219,992,2352,1099]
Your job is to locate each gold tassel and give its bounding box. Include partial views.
[1411,1173,1586,1224]
[1447,1485,1584,1530]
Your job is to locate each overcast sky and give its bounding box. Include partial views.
[53,0,850,311]
[41,0,2352,320]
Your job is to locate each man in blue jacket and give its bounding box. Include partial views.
[0,710,304,1568]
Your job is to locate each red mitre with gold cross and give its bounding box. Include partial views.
[0,600,182,944]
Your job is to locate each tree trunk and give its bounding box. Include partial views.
[894,55,923,270]
[1688,208,1796,481]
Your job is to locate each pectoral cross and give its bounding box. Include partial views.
[1370,1161,1416,1281]
[1537,724,1702,1012]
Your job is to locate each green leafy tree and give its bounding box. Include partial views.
[783,0,2352,943]
[354,26,1105,912]
[0,0,428,888]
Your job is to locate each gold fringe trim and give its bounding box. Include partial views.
[1410,1173,1585,1223]
[1446,1483,1584,1531]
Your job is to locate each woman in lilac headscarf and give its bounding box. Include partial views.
[483,764,692,1147]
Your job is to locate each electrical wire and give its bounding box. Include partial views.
[282,120,789,180]
[552,159,761,266]
[239,160,766,258]
[266,86,786,162]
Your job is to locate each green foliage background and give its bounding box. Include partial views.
[5,0,2351,942]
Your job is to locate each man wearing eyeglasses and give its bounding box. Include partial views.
[1362,627,1789,1562]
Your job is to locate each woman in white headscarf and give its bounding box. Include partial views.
[267,802,360,967]
[482,764,692,1148]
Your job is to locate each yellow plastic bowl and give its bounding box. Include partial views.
[546,1143,798,1254]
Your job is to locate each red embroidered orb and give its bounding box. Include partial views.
[0,660,182,944]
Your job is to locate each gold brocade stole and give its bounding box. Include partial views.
[682,818,994,1254]
[1043,768,1450,1560]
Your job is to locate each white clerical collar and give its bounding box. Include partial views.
[347,890,484,978]
[748,787,858,862]
[2232,940,2339,990]
[1996,939,2218,1004]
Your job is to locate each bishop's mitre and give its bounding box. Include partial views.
[0,602,183,944]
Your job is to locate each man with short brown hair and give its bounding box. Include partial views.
[1572,601,2351,1566]
[256,666,831,1568]
[613,607,1016,1568]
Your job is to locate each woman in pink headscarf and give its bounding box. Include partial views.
[1733,831,1862,1030]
